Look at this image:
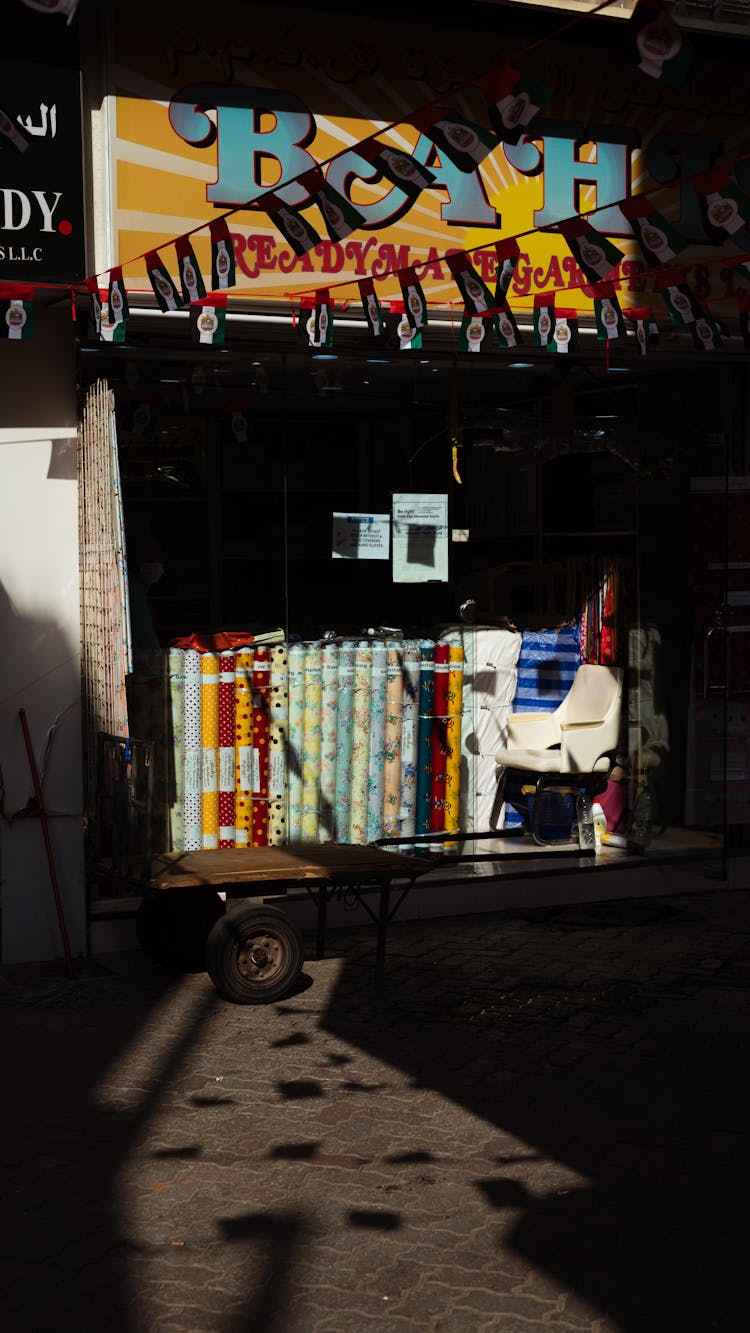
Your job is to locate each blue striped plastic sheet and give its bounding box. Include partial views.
[505,627,581,827]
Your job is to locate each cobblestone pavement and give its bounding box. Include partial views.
[2,885,750,1332]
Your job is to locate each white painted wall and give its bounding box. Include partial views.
[0,309,85,962]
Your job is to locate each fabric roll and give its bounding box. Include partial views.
[319,643,339,842]
[149,650,171,855]
[251,646,271,846]
[183,649,202,851]
[471,628,522,830]
[398,640,421,837]
[415,640,435,836]
[430,642,450,834]
[200,651,220,849]
[218,650,236,848]
[439,628,474,832]
[234,648,254,847]
[444,644,464,835]
[287,643,306,842]
[168,647,185,852]
[349,641,372,845]
[382,641,404,838]
[333,641,356,843]
[366,640,388,844]
[268,643,289,846]
[301,643,323,842]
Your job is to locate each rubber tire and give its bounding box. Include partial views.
[136,888,225,972]
[206,904,304,1004]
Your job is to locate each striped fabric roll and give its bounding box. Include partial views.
[218,650,236,848]
[398,640,421,837]
[251,646,271,846]
[201,652,220,849]
[382,641,404,838]
[168,647,185,852]
[430,641,450,834]
[349,641,372,845]
[333,641,356,842]
[415,641,435,836]
[319,643,338,842]
[287,643,306,841]
[366,640,388,844]
[267,643,288,846]
[234,648,253,847]
[182,649,202,851]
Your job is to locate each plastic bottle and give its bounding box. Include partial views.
[592,800,607,851]
[628,782,654,854]
[576,789,595,851]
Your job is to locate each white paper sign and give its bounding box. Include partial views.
[392,493,449,583]
[332,512,390,560]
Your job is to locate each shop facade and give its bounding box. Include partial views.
[3,0,750,962]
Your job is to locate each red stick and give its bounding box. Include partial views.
[18,708,75,979]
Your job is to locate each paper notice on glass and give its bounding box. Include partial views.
[392,493,449,583]
[332,512,390,560]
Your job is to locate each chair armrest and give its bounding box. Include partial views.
[505,712,561,752]
[560,721,603,731]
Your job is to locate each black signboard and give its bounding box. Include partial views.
[0,58,84,284]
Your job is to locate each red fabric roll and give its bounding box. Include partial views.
[430,642,450,833]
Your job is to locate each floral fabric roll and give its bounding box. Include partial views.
[349,641,372,845]
[200,652,220,849]
[287,643,306,842]
[398,640,421,837]
[301,642,323,842]
[333,641,356,843]
[218,650,236,848]
[234,648,253,847]
[183,649,202,851]
[268,643,288,846]
[168,647,185,852]
[416,641,435,836]
[444,644,464,835]
[251,646,271,847]
[382,641,404,838]
[319,643,338,842]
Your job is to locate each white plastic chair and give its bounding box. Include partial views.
[495,664,624,845]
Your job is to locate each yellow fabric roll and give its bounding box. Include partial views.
[234,648,254,848]
[444,645,464,836]
[201,652,220,850]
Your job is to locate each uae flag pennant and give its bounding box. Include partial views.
[558,216,624,283]
[459,312,488,353]
[693,169,750,249]
[624,306,655,356]
[357,139,435,195]
[390,301,422,350]
[0,106,29,154]
[494,238,520,304]
[495,302,522,350]
[107,265,128,326]
[482,64,552,145]
[654,268,701,324]
[86,276,102,336]
[549,308,579,355]
[191,295,227,345]
[446,252,496,316]
[209,217,236,290]
[738,295,750,349]
[175,235,206,305]
[264,191,320,256]
[145,250,181,311]
[691,312,722,353]
[590,282,625,341]
[620,195,686,269]
[634,0,692,87]
[299,169,365,244]
[533,292,555,347]
[358,278,384,337]
[399,266,428,330]
[408,106,499,174]
[99,299,126,343]
[306,290,333,349]
[0,295,34,339]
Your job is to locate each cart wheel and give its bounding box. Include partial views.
[206,904,304,1004]
[136,888,225,972]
